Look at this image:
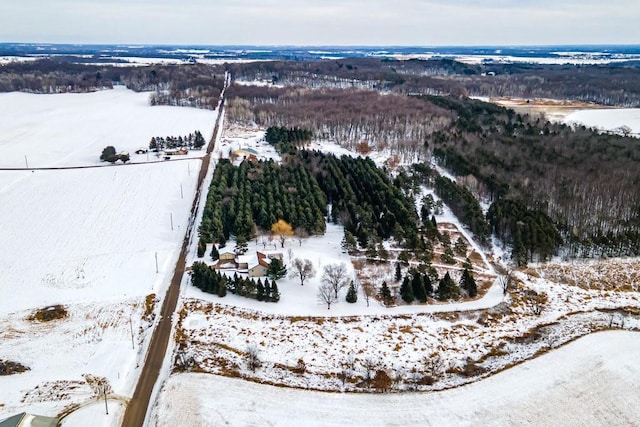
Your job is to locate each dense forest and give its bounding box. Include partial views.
[226,83,640,262]
[198,158,327,245]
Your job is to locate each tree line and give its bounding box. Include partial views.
[0,60,225,109]
[191,261,280,302]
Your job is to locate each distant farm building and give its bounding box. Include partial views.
[164,148,188,156]
[232,148,259,162]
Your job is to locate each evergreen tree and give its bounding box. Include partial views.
[395,262,402,282]
[423,273,433,296]
[400,276,414,303]
[100,145,117,163]
[217,281,227,297]
[270,280,280,302]
[346,281,358,303]
[197,238,207,258]
[263,278,271,298]
[411,270,427,303]
[210,244,219,261]
[437,272,459,301]
[454,237,468,256]
[267,258,287,281]
[460,268,478,298]
[379,281,393,305]
[256,279,265,301]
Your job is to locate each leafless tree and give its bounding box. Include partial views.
[318,282,337,309]
[499,270,514,295]
[424,353,445,378]
[322,263,350,298]
[361,357,378,385]
[290,258,316,286]
[361,280,375,307]
[245,344,261,372]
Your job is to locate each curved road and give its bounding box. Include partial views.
[121,86,226,427]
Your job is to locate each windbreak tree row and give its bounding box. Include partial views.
[199,159,327,244]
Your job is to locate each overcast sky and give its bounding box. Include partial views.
[1,0,638,46]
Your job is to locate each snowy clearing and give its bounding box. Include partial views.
[153,330,640,426]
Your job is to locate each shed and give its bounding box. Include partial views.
[0,412,59,427]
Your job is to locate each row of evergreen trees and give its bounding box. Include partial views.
[294,150,419,247]
[265,126,313,154]
[199,159,327,244]
[191,261,280,302]
[149,130,206,151]
[434,176,489,243]
[399,267,477,303]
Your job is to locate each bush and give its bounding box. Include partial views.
[29,304,68,322]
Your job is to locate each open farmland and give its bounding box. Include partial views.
[0,88,215,422]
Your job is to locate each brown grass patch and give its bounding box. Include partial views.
[0,360,30,376]
[29,304,68,322]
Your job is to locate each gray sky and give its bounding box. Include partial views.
[1,0,638,46]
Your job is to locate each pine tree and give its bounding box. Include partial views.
[412,271,427,303]
[197,238,207,258]
[400,276,414,303]
[267,258,287,280]
[437,272,459,301]
[270,280,280,302]
[460,268,478,298]
[346,281,358,303]
[256,279,265,301]
[395,262,402,282]
[423,273,433,296]
[379,281,393,306]
[210,244,219,261]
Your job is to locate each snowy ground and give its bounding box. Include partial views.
[564,108,640,136]
[0,88,215,423]
[0,86,214,168]
[166,119,639,398]
[154,330,640,426]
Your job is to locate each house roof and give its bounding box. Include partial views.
[233,148,259,156]
[0,413,59,427]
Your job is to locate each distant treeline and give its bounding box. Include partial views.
[227,58,640,107]
[0,60,225,109]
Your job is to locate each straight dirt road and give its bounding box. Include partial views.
[121,90,226,427]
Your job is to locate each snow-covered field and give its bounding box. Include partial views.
[564,108,640,136]
[154,330,640,426]
[0,86,214,168]
[0,88,215,423]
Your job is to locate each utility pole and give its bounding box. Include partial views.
[155,252,159,273]
[103,384,109,415]
[129,313,135,350]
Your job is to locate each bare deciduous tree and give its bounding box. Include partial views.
[290,258,316,286]
[499,270,514,295]
[245,344,261,372]
[318,282,337,310]
[322,263,350,298]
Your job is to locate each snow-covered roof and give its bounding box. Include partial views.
[0,412,59,427]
